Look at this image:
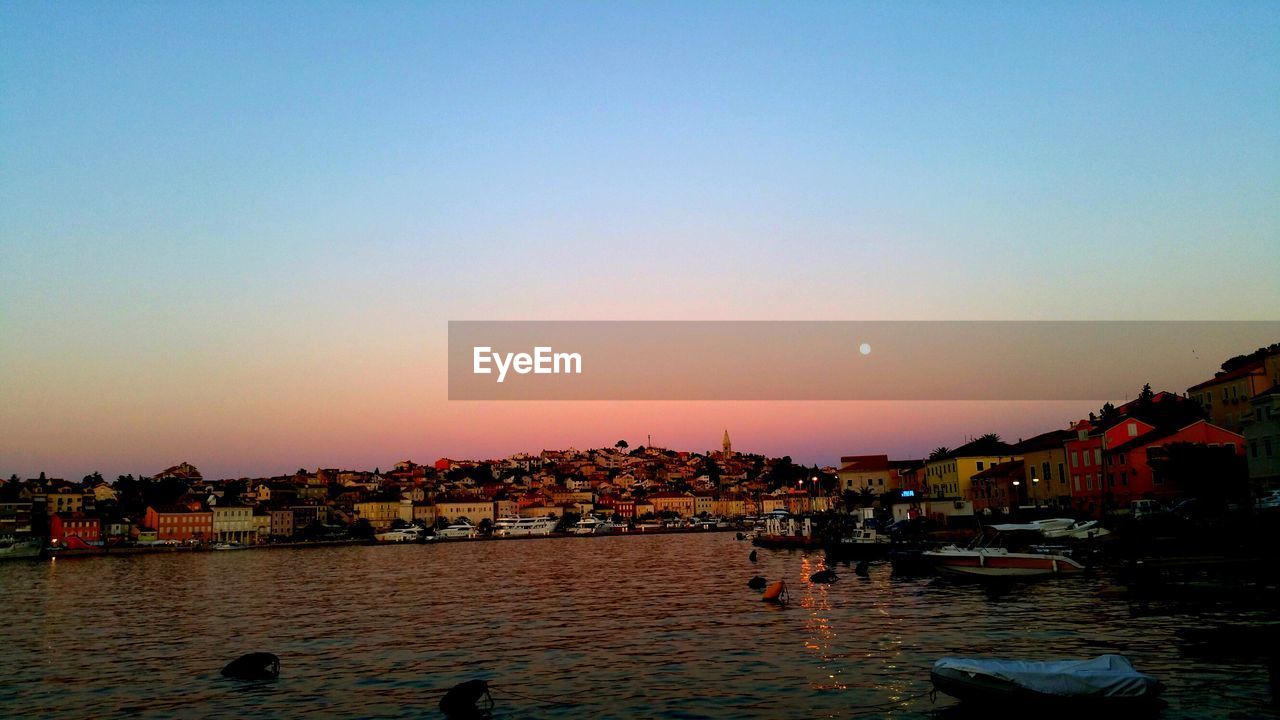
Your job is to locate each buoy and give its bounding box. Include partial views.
[761,580,789,605]
[736,532,747,541]
[221,652,279,680]
[440,679,493,719]
[809,569,839,584]
[747,575,767,590]
[855,560,870,577]
[749,550,758,562]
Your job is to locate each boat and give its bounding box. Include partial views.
[596,519,627,534]
[0,537,42,560]
[374,527,421,543]
[1043,520,1112,540]
[931,654,1164,706]
[925,527,1085,578]
[436,522,478,539]
[211,542,248,551]
[573,515,603,535]
[824,527,891,560]
[494,517,556,537]
[752,515,822,550]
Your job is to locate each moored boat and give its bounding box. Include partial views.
[0,537,42,560]
[925,545,1084,578]
[931,654,1164,706]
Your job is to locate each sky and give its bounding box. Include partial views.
[2,2,1278,480]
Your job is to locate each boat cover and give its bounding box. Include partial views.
[932,655,1161,698]
[988,523,1043,532]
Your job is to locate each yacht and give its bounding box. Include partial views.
[437,522,478,539]
[374,527,421,543]
[573,515,603,535]
[0,537,42,560]
[495,516,556,536]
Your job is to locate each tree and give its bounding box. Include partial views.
[929,447,950,461]
[478,518,494,536]
[349,519,375,540]
[978,433,1002,443]
[1098,403,1119,423]
[615,440,629,451]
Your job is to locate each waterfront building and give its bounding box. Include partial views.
[252,509,271,540]
[270,509,295,539]
[1244,388,1280,491]
[50,513,100,544]
[649,492,695,517]
[144,506,213,543]
[434,497,494,525]
[924,436,1020,500]
[1100,420,1245,507]
[693,494,714,516]
[1015,430,1075,507]
[211,503,255,543]
[353,501,401,530]
[970,460,1026,514]
[837,455,893,492]
[0,499,33,537]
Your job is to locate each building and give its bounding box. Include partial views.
[1187,353,1278,433]
[0,499,33,537]
[211,504,256,543]
[49,513,100,544]
[352,501,402,530]
[924,437,1020,500]
[434,498,494,525]
[1015,429,1074,507]
[1245,388,1280,491]
[649,492,695,517]
[970,460,1026,514]
[837,455,893,492]
[144,506,214,543]
[270,509,295,539]
[1100,420,1245,509]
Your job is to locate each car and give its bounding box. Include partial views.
[1130,499,1165,519]
[1256,490,1280,511]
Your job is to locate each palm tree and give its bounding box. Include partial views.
[929,447,950,460]
[978,433,1002,443]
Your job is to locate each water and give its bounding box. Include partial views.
[0,533,1275,718]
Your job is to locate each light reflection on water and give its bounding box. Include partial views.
[0,534,1276,718]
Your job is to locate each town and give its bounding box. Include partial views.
[2,343,1278,556]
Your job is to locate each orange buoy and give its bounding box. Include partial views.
[761,580,788,605]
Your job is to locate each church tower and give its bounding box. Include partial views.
[722,429,732,456]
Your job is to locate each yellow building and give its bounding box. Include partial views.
[837,455,893,492]
[353,501,402,530]
[925,437,1020,499]
[712,495,746,518]
[649,492,695,517]
[211,504,256,543]
[434,499,494,525]
[1016,430,1073,507]
[1188,356,1278,433]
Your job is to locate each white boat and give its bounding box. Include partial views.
[932,654,1164,705]
[0,538,42,560]
[374,527,421,543]
[212,542,248,551]
[1043,520,1112,540]
[494,517,556,536]
[436,522,478,539]
[597,519,627,534]
[926,527,1085,578]
[573,515,603,535]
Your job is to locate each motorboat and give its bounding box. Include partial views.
[925,528,1085,578]
[1043,520,1112,540]
[573,515,603,535]
[0,537,42,560]
[374,527,421,543]
[597,519,626,534]
[212,542,248,551]
[436,522,478,539]
[494,516,556,536]
[932,654,1164,706]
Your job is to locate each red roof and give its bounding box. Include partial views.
[1187,362,1267,392]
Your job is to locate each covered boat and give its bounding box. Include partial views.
[932,654,1164,706]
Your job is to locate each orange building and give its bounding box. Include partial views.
[144,505,213,542]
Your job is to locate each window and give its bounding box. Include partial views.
[1127,423,1138,437]
[976,461,985,472]
[1266,437,1274,457]
[1070,451,1078,468]
[1094,448,1102,465]
[1086,475,1093,490]
[1058,463,1066,484]
[1073,476,1081,491]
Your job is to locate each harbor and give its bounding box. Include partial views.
[2,532,1277,718]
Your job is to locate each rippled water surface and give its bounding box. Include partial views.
[1,534,1277,718]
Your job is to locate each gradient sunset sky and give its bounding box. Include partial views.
[2,2,1278,481]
